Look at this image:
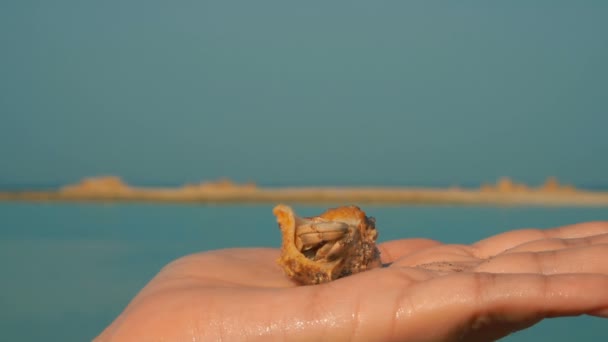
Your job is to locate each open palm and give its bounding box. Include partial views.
[96,221,608,341]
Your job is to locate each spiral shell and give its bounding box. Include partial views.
[274,204,381,285]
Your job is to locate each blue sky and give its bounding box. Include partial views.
[1,1,607,187]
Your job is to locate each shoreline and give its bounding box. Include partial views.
[2,186,608,207]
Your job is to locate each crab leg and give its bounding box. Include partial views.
[314,239,347,261]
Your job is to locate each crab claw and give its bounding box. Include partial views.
[295,221,350,251]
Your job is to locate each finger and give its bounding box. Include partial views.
[378,238,442,263]
[314,270,608,342]
[502,233,608,254]
[473,221,608,258]
[474,244,608,275]
[545,221,608,239]
[427,273,608,341]
[390,273,608,341]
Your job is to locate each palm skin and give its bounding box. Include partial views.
[96,221,608,341]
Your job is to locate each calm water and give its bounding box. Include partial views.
[0,202,606,341]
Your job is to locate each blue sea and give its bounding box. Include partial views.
[1,202,607,341]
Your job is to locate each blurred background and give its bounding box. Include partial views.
[1,0,607,188]
[1,1,607,341]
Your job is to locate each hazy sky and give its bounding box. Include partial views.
[1,1,607,187]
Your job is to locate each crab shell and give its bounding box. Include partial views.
[273,204,382,285]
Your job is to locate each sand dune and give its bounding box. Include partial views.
[1,176,608,206]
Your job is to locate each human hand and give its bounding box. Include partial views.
[96,221,608,341]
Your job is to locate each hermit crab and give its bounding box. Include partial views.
[273,204,382,285]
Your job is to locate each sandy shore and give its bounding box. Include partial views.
[2,186,608,206]
[1,176,606,206]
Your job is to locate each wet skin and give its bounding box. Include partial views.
[96,221,608,342]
